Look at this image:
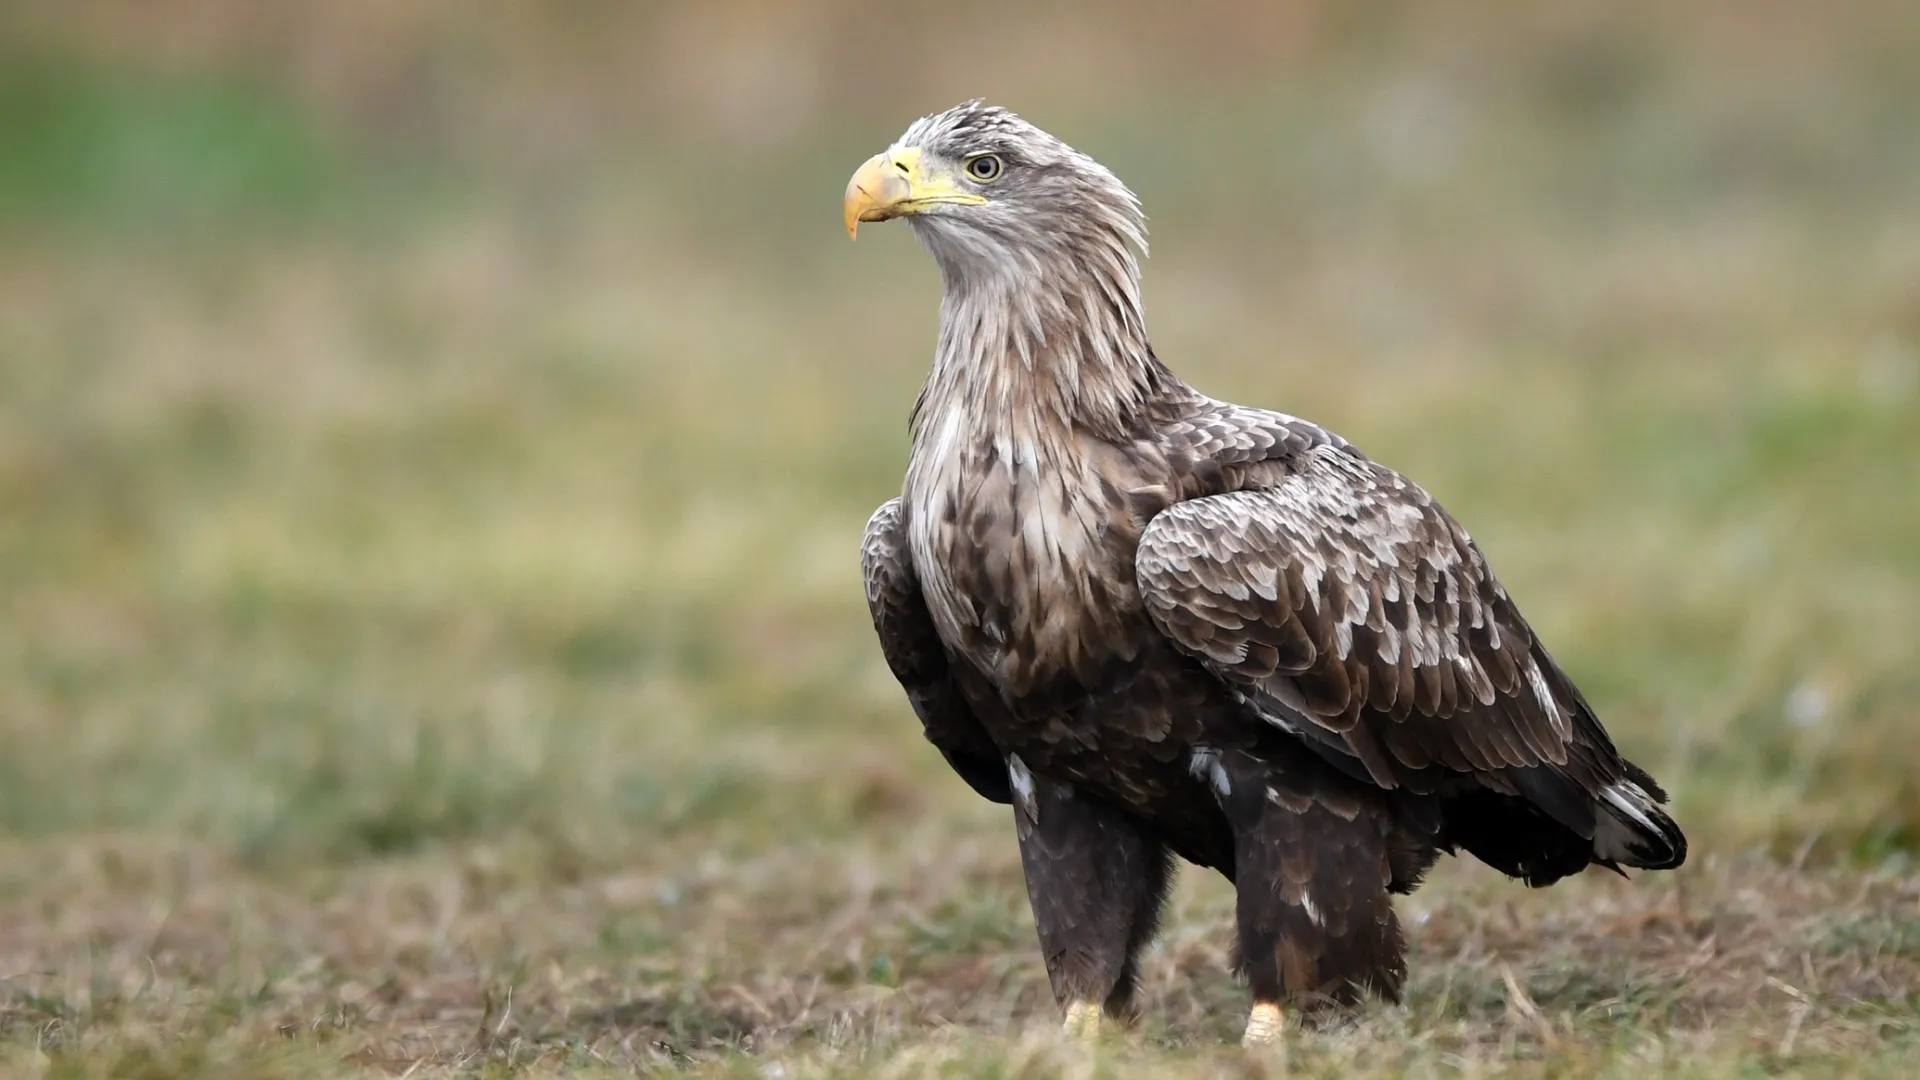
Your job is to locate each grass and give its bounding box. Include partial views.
[0,844,1916,1077]
[1,4,1918,1075]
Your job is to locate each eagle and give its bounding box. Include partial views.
[843,100,1685,1046]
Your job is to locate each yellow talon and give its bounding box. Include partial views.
[1062,999,1102,1041]
[1241,1001,1285,1047]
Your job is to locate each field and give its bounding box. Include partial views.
[1,3,1918,1076]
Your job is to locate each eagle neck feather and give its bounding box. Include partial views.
[908,226,1177,452]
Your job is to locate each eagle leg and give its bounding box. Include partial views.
[1221,750,1409,1026]
[1011,767,1174,1033]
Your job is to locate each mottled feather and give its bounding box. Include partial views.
[1135,440,1584,788]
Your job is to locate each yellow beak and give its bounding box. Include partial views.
[843,146,987,239]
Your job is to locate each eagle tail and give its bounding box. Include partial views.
[1590,761,1687,871]
[1442,757,1686,887]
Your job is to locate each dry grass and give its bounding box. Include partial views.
[0,839,1915,1077]
[1,3,1918,1076]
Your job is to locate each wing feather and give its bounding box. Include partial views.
[1135,443,1608,802]
[862,498,1010,805]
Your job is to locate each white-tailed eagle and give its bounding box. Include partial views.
[844,100,1685,1046]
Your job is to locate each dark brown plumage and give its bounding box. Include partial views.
[845,100,1685,1045]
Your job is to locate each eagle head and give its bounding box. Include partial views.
[843,100,1146,289]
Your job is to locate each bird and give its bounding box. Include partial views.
[843,100,1685,1047]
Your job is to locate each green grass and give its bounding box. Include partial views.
[1,4,1918,1076]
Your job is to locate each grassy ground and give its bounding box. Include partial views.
[1,4,1918,1076]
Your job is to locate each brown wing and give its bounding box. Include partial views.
[862,497,1010,805]
[1134,441,1626,809]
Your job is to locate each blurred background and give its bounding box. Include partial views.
[2,0,1917,880]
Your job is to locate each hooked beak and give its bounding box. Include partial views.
[843,146,987,239]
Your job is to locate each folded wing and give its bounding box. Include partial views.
[1134,440,1669,864]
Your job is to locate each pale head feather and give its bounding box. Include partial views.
[885,101,1178,444]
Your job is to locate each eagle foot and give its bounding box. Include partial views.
[1061,1000,1102,1041]
[1240,1002,1285,1048]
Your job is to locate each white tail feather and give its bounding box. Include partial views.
[1593,781,1680,866]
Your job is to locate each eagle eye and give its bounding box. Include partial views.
[965,154,1004,182]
